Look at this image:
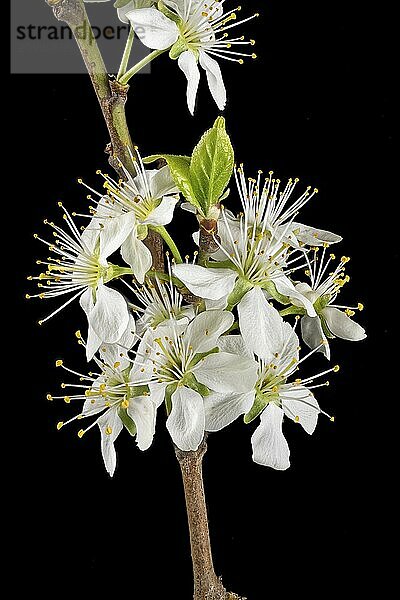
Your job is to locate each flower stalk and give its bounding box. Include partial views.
[117,26,136,80]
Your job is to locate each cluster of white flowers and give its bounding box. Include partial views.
[28,148,366,476]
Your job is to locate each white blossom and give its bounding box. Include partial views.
[52,338,160,477]
[173,205,317,316]
[291,247,366,359]
[126,1,258,113]
[28,204,130,358]
[131,309,258,451]
[203,289,337,470]
[79,150,178,283]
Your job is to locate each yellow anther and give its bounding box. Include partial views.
[61,383,66,389]
[64,396,71,404]
[294,416,300,423]
[295,378,302,384]
[75,330,82,339]
[55,360,63,367]
[121,399,130,409]
[238,59,244,64]
[333,365,340,373]
[46,394,53,401]
[341,256,350,263]
[358,303,364,311]
[250,39,255,45]
[105,426,113,436]
[330,416,335,422]
[25,294,31,299]
[114,361,121,369]
[78,429,85,438]
[56,421,64,430]
[251,53,257,59]
[345,309,355,317]
[57,201,63,207]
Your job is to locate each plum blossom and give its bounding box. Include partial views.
[79,150,178,283]
[290,247,366,359]
[204,287,337,469]
[126,1,258,113]
[28,204,130,360]
[173,205,317,316]
[53,339,160,477]
[131,309,258,451]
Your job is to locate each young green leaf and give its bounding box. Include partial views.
[143,154,202,212]
[189,117,234,217]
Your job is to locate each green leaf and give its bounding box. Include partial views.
[189,117,234,218]
[143,154,202,212]
[114,0,132,8]
[118,407,137,437]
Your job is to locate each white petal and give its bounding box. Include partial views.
[173,263,237,300]
[182,202,197,214]
[167,387,205,451]
[80,288,102,360]
[193,352,258,393]
[178,51,201,115]
[99,212,135,262]
[121,232,153,283]
[251,404,290,470]
[90,283,129,343]
[79,286,94,316]
[126,8,179,50]
[322,307,366,341]
[281,387,319,435]
[204,390,255,432]
[199,51,226,111]
[100,314,136,367]
[274,274,317,317]
[301,315,330,360]
[86,323,103,361]
[97,408,124,477]
[148,381,169,408]
[148,164,179,199]
[237,287,285,363]
[291,222,342,246]
[205,296,228,310]
[217,334,253,358]
[184,310,233,354]
[80,225,99,255]
[127,396,156,450]
[117,1,154,24]
[143,196,178,226]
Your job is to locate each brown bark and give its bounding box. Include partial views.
[175,437,245,600]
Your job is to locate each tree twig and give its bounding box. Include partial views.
[175,437,246,600]
[45,0,164,267]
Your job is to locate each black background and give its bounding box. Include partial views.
[10,1,395,597]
